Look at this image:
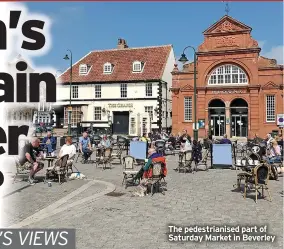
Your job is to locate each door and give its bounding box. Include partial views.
[231,115,248,137]
[113,112,129,134]
[210,115,225,136]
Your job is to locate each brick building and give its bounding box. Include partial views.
[171,15,283,139]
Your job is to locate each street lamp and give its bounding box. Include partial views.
[63,50,73,136]
[178,46,198,141]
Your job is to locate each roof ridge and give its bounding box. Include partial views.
[90,44,172,53]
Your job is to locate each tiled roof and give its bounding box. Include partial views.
[58,45,172,83]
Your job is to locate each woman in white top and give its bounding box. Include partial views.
[57,137,77,167]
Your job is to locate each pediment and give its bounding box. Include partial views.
[203,15,252,35]
[180,84,194,92]
[262,81,279,90]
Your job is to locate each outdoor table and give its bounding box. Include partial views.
[43,156,57,168]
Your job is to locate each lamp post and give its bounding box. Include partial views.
[178,46,198,141]
[63,50,73,136]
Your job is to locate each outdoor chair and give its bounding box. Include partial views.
[66,154,80,175]
[111,144,123,164]
[13,156,31,183]
[147,162,166,196]
[96,148,112,170]
[192,148,210,172]
[45,154,69,184]
[243,163,272,203]
[122,155,139,188]
[177,150,192,173]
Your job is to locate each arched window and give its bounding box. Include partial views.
[208,64,248,85]
[103,62,113,74]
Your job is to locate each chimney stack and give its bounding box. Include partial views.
[117,38,128,49]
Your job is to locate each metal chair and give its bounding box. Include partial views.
[45,154,69,184]
[243,163,272,203]
[13,156,30,183]
[122,155,139,188]
[148,162,166,196]
[177,150,192,173]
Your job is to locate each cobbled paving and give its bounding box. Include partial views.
[3,153,284,249]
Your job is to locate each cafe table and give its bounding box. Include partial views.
[43,156,57,168]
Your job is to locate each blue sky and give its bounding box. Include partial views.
[26,2,283,72]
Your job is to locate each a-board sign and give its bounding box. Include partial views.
[212,144,233,169]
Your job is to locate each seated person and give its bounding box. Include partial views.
[41,131,57,155]
[220,134,231,144]
[19,138,44,185]
[266,139,282,164]
[79,132,93,163]
[54,137,76,168]
[140,133,148,142]
[133,148,167,182]
[98,135,112,157]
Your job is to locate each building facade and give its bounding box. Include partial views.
[171,15,283,139]
[57,39,175,135]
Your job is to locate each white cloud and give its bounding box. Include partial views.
[262,45,284,65]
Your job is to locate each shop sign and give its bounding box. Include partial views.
[212,90,245,94]
[108,103,133,108]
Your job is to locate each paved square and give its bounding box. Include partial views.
[2,154,283,249]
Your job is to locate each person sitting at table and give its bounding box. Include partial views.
[79,132,93,163]
[266,139,282,164]
[54,136,76,168]
[19,138,44,185]
[41,131,57,155]
[132,148,167,195]
[220,134,231,144]
[98,135,111,157]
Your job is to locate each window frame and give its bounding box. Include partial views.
[103,62,113,74]
[266,95,276,122]
[120,83,127,98]
[144,106,153,120]
[184,96,192,122]
[72,85,79,99]
[94,106,102,121]
[208,64,248,85]
[132,61,142,72]
[94,85,102,98]
[64,106,82,127]
[79,64,88,75]
[145,83,153,97]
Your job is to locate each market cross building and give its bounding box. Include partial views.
[56,39,175,135]
[171,15,284,139]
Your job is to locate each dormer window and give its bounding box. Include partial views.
[79,64,91,75]
[132,61,144,72]
[103,62,113,74]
